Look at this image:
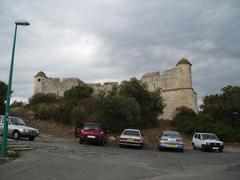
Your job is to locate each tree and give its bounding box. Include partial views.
[119,78,164,127]
[96,95,140,132]
[201,86,240,127]
[0,81,7,114]
[64,85,93,99]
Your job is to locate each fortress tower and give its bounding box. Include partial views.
[34,71,84,96]
[34,71,47,94]
[142,58,198,119]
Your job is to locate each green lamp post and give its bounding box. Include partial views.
[1,20,30,158]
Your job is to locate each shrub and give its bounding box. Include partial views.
[29,93,58,105]
[11,100,25,108]
[71,107,87,127]
[64,85,93,99]
[173,107,240,141]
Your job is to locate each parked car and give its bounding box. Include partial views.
[192,132,224,152]
[157,131,184,152]
[79,123,105,145]
[0,115,39,141]
[119,129,144,148]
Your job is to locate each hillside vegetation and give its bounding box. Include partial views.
[173,86,240,141]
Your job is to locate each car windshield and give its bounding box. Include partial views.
[83,124,101,131]
[163,131,180,137]
[11,117,26,126]
[202,134,218,140]
[123,130,140,136]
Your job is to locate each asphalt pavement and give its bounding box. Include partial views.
[0,138,240,180]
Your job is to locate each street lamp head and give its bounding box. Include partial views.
[15,20,30,26]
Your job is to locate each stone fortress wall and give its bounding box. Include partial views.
[34,58,198,120]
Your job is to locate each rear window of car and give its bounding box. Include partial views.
[83,124,101,131]
[123,130,140,136]
[163,131,180,137]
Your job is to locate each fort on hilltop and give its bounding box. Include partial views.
[34,58,198,120]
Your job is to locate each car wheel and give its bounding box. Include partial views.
[192,143,196,150]
[202,145,206,152]
[158,146,163,151]
[29,136,35,141]
[219,148,223,153]
[79,139,83,144]
[13,131,20,140]
[139,143,143,149]
[119,144,123,148]
[100,140,104,146]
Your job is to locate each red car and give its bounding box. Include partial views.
[79,123,105,145]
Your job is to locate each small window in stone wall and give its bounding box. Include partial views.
[38,78,41,82]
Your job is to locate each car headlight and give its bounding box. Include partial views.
[23,129,29,133]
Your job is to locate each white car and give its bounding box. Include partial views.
[192,132,224,152]
[0,115,39,141]
[119,129,144,148]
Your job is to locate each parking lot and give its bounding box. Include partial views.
[1,138,240,180]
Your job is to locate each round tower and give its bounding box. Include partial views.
[176,58,192,89]
[34,71,47,94]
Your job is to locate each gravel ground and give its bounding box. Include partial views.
[0,138,240,180]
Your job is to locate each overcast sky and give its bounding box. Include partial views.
[0,0,239,104]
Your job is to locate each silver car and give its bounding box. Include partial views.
[0,115,39,141]
[157,131,184,152]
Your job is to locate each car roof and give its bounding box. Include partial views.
[163,130,179,133]
[195,132,215,134]
[83,122,100,125]
[123,129,140,131]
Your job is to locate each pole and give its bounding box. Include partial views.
[1,24,18,158]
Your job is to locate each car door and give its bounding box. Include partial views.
[198,134,203,147]
[0,116,12,136]
[8,117,15,136]
[195,134,202,148]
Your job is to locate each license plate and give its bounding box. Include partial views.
[127,138,134,142]
[87,135,96,139]
[167,144,177,148]
[212,147,219,150]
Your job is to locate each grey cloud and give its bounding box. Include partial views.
[0,0,239,104]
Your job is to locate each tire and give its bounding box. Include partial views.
[202,145,206,152]
[29,136,35,141]
[219,148,223,153]
[13,130,20,140]
[119,144,123,148]
[139,143,143,149]
[192,143,196,150]
[100,140,104,146]
[179,148,184,152]
[79,139,83,144]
